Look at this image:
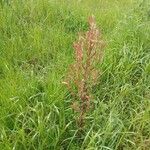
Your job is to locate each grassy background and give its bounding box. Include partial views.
[0,0,150,149]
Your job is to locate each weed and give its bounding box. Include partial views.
[63,16,105,129]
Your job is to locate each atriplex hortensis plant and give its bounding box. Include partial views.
[63,16,105,128]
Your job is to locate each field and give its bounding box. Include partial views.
[0,0,150,149]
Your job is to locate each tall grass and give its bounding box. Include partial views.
[0,0,150,149]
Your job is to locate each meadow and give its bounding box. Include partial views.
[0,0,150,149]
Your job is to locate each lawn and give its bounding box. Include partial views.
[0,0,150,149]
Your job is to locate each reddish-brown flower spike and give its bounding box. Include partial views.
[73,37,83,62]
[88,16,96,29]
[63,16,105,129]
[86,16,100,53]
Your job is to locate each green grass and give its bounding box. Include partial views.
[0,0,150,149]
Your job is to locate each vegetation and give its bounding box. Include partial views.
[63,16,105,130]
[0,0,150,149]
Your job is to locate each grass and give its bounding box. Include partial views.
[0,0,150,149]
